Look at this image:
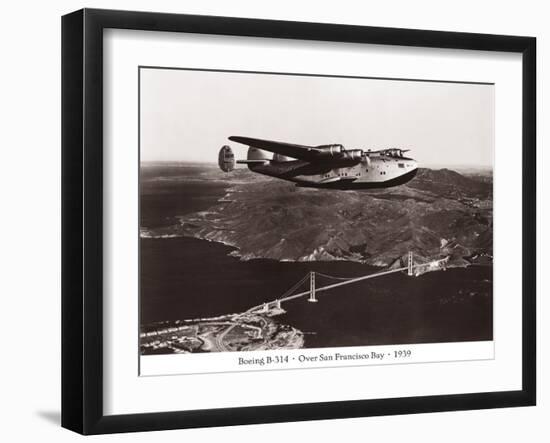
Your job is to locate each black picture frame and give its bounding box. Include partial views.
[62,8,536,435]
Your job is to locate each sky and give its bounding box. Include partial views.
[140,67,494,168]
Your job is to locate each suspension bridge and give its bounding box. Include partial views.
[141,252,451,353]
[249,251,449,314]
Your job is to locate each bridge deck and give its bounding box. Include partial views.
[280,266,408,302]
[249,258,448,312]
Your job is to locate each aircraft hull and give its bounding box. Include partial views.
[248,157,418,190]
[294,167,418,190]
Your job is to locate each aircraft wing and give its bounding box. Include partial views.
[229,136,323,162]
[318,176,357,184]
[296,176,358,188]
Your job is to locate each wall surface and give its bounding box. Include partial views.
[0,0,546,441]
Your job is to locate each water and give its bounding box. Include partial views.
[140,164,229,229]
[140,164,493,349]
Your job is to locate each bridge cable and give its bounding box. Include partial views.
[279,274,310,299]
[314,271,358,281]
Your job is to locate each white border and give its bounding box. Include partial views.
[141,341,494,376]
[104,29,522,415]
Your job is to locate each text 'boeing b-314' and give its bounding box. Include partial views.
[218,136,418,190]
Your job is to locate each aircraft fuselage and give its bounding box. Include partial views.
[248,154,417,190]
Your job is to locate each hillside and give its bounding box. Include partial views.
[144,167,493,267]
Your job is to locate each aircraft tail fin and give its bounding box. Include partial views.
[218,145,235,172]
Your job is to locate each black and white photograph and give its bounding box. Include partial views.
[139,67,494,358]
[0,0,544,439]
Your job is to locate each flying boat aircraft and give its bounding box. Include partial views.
[218,136,418,190]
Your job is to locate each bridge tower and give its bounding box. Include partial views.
[275,300,281,309]
[407,251,414,276]
[308,271,318,302]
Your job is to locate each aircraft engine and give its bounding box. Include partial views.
[315,145,363,161]
[315,144,344,158]
[344,149,364,160]
[218,145,235,172]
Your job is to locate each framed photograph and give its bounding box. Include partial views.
[62,8,536,434]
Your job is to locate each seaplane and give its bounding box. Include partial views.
[218,136,418,190]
